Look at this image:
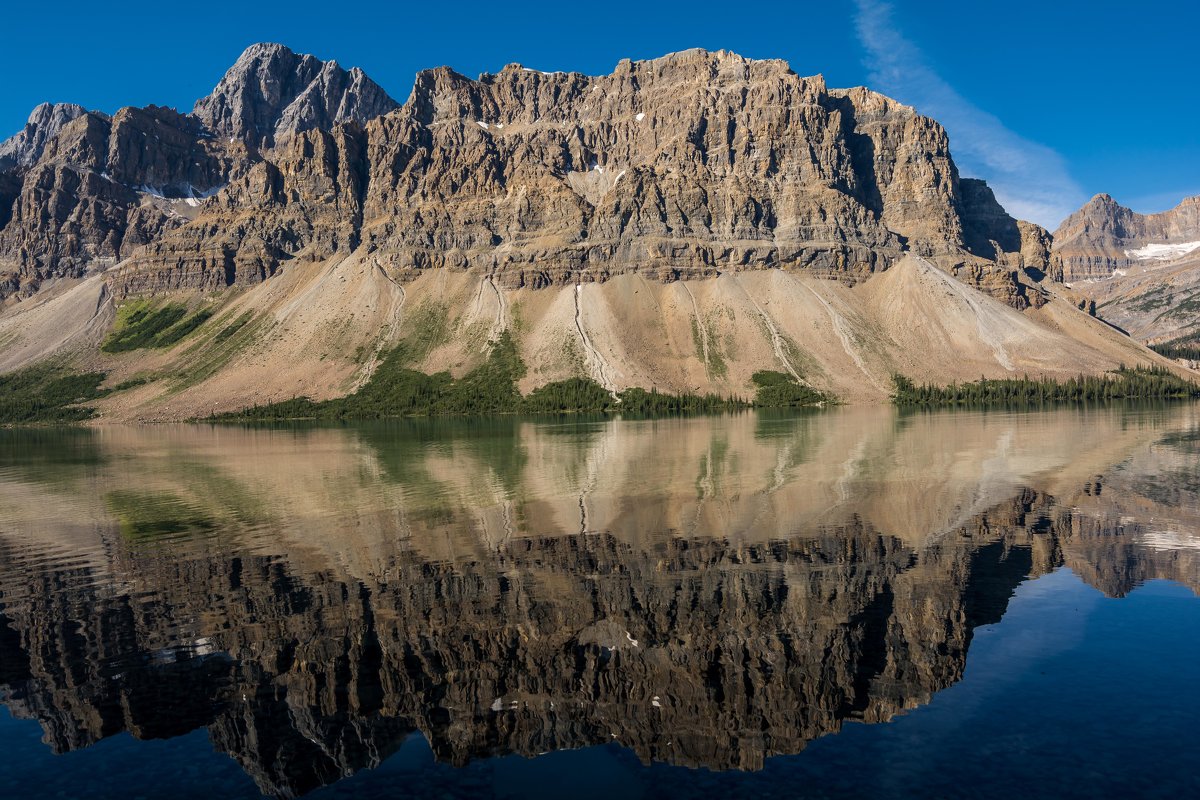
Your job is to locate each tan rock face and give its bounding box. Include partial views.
[107,48,1047,309]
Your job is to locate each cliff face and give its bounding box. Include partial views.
[0,46,1050,308]
[115,49,1050,305]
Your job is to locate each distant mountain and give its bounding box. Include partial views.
[0,46,1184,419]
[1053,194,1200,344]
[1053,193,1200,282]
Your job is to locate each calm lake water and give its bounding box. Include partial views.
[0,406,1197,799]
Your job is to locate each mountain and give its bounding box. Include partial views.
[0,46,1185,419]
[192,42,399,148]
[1053,194,1200,344]
[0,42,398,300]
[0,102,89,170]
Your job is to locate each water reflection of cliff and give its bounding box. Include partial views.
[0,406,1198,798]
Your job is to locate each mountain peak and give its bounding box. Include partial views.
[193,42,398,148]
[0,102,89,169]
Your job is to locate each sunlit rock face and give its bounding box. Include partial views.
[0,45,1049,309]
[1,407,1198,797]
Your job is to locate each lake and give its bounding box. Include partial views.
[0,405,1197,798]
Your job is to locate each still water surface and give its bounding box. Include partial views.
[0,406,1197,798]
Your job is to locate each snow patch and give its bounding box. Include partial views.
[137,182,225,202]
[476,121,489,130]
[1125,241,1200,261]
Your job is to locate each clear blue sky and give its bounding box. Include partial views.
[2,0,1196,227]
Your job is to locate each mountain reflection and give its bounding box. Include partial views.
[0,406,1198,798]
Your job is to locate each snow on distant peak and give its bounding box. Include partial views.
[1125,241,1200,262]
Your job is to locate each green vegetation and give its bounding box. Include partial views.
[523,377,615,413]
[1159,292,1200,321]
[0,364,108,423]
[0,363,159,424]
[891,367,1200,407]
[1128,285,1172,313]
[1150,340,1200,361]
[211,327,833,422]
[102,301,214,352]
[751,370,828,408]
[212,311,253,344]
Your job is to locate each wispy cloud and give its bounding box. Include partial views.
[852,0,1084,229]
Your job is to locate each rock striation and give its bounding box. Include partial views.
[0,46,1052,310]
[118,50,1052,308]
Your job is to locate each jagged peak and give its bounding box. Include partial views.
[0,101,91,169]
[193,42,398,147]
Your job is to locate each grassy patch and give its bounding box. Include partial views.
[891,367,1200,407]
[102,301,214,352]
[212,311,253,344]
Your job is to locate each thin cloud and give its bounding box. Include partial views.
[852,0,1084,229]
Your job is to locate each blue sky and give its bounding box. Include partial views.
[2,0,1196,228]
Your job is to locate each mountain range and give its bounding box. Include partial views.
[0,43,1192,420]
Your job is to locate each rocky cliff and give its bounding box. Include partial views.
[0,46,1050,306]
[116,49,1052,306]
